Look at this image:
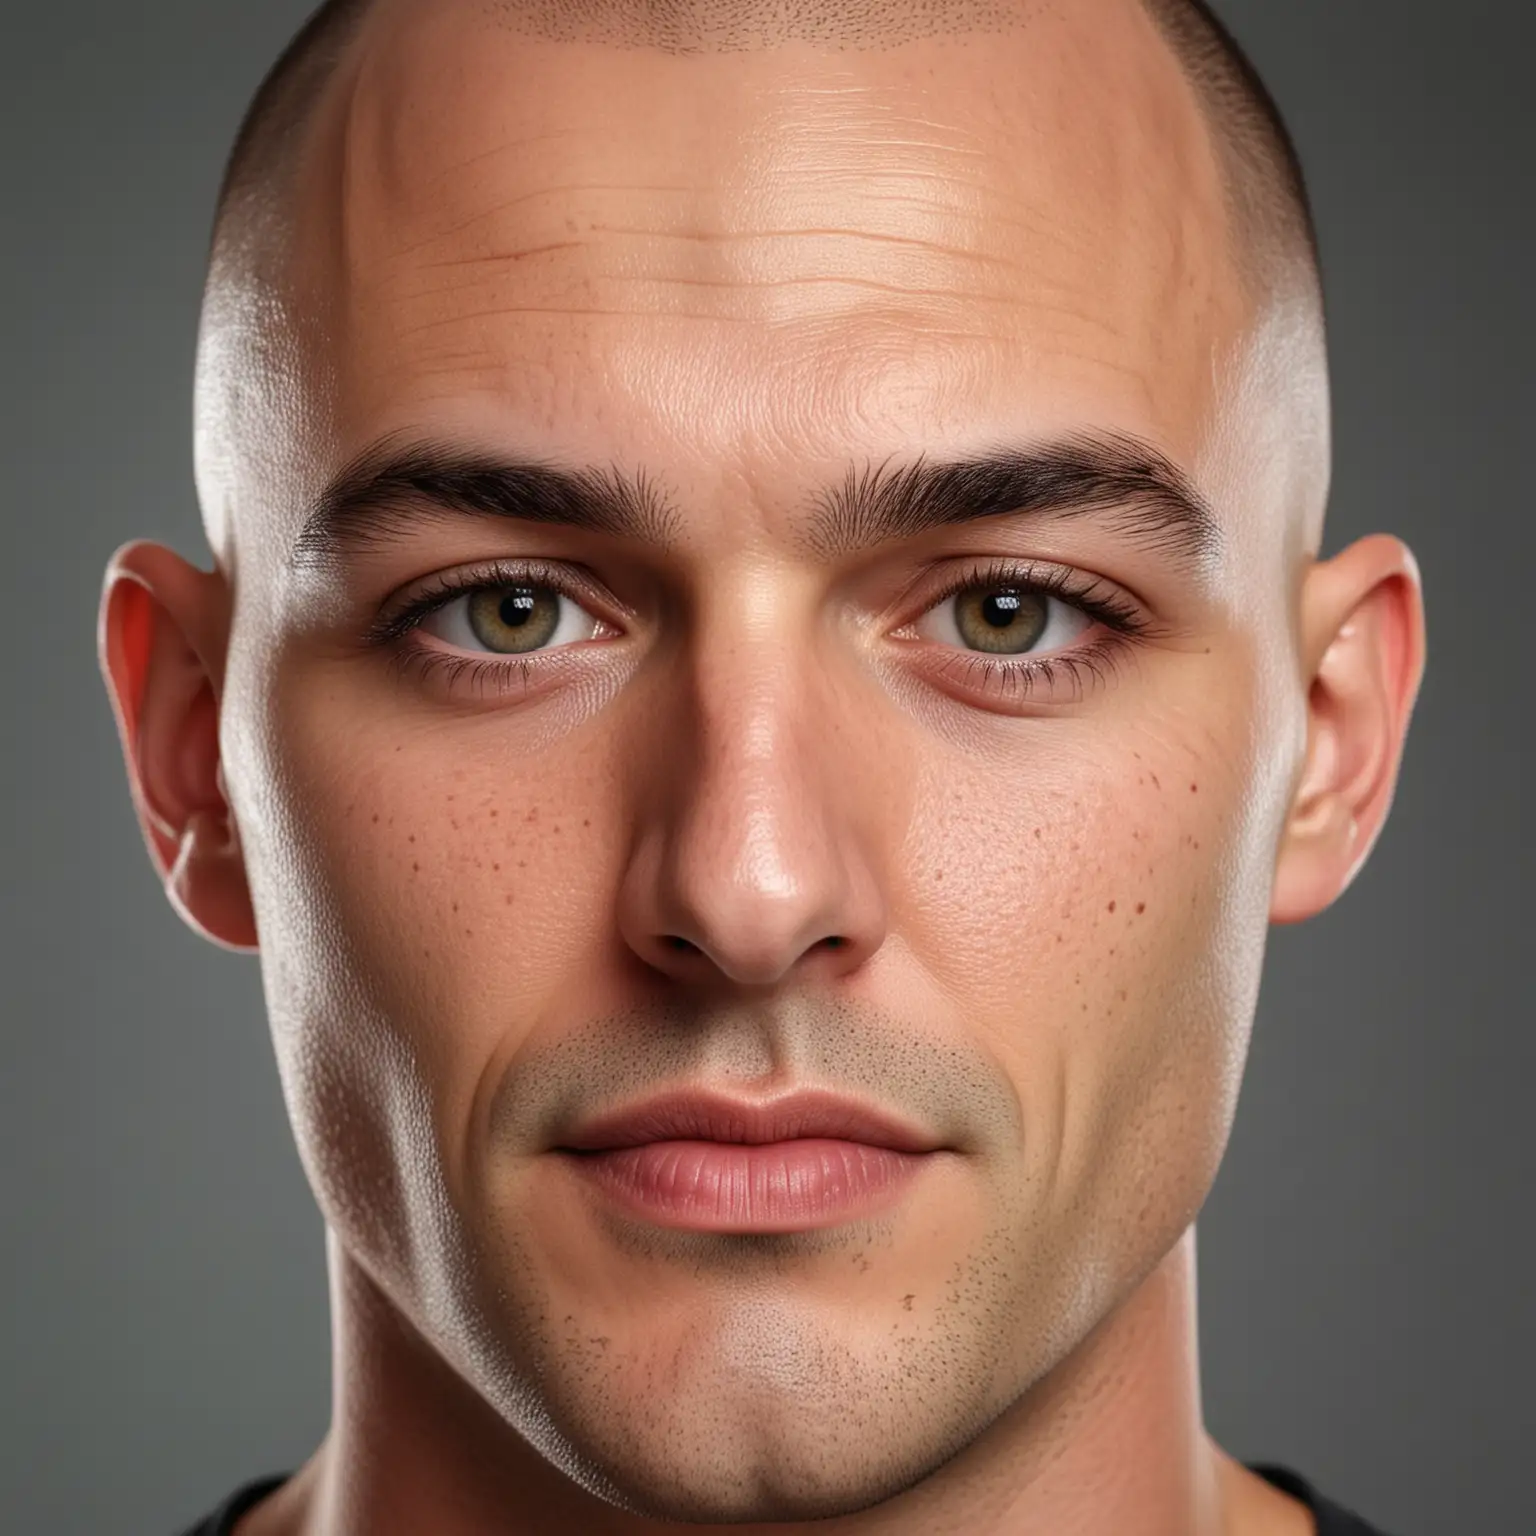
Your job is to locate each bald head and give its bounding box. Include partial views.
[193,0,1331,581]
[214,0,1318,302]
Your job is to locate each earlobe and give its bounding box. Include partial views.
[1270,535,1427,926]
[97,541,259,953]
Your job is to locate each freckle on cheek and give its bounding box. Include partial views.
[1137,902,1146,915]
[1108,901,1116,913]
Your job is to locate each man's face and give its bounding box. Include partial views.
[207,0,1319,1520]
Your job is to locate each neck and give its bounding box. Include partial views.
[242,1224,1305,1536]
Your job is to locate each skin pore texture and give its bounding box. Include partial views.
[97,0,1425,1532]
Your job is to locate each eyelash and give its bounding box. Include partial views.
[907,557,1153,704]
[366,556,1156,705]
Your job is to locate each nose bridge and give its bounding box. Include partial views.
[700,650,815,893]
[619,589,887,986]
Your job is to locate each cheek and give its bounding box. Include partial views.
[899,715,1278,1223]
[227,672,629,1283]
[271,726,626,1066]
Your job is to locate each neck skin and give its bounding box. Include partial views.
[239,1225,1312,1536]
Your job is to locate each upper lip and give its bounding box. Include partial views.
[556,1087,944,1154]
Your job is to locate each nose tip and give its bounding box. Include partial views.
[618,810,887,988]
[644,928,860,988]
[613,651,893,993]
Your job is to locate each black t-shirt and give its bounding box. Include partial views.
[177,1462,1397,1534]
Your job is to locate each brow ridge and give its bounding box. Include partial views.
[806,429,1220,564]
[288,427,1219,573]
[289,433,680,570]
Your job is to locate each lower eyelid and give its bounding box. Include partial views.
[915,631,1132,704]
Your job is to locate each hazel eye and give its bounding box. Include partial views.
[916,584,1092,656]
[418,584,603,655]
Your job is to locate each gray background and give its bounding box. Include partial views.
[2,2,1530,1532]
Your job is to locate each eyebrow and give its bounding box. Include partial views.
[288,428,1220,572]
[804,431,1220,566]
[290,436,679,571]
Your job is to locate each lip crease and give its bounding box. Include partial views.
[554,1086,945,1155]
[552,1087,946,1233]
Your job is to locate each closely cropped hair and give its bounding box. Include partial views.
[213,0,1319,306]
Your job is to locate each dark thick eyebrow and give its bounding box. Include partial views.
[289,428,1219,573]
[803,430,1220,567]
[289,436,679,572]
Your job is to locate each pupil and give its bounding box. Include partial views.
[982,592,1022,627]
[500,591,536,627]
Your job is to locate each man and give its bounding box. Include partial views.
[97,0,1426,1530]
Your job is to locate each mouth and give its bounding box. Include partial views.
[552,1087,946,1233]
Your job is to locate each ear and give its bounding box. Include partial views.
[1270,533,1427,925]
[97,540,258,952]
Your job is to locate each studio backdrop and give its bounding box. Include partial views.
[1,2,1530,1533]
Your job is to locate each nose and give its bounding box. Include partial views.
[616,650,890,989]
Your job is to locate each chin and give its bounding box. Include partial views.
[499,1328,1004,1526]
[552,1423,964,1526]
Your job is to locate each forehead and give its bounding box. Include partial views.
[271,0,1250,528]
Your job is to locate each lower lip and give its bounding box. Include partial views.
[560,1139,930,1232]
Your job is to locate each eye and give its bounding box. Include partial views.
[417,583,604,655]
[914,582,1093,656]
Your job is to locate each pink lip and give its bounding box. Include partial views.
[558,1087,943,1154]
[554,1088,945,1233]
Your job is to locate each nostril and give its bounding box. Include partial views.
[820,936,847,949]
[664,935,698,953]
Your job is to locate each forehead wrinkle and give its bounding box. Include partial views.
[238,1,1266,568]
[412,223,1023,277]
[314,5,1229,278]
[342,156,1206,370]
